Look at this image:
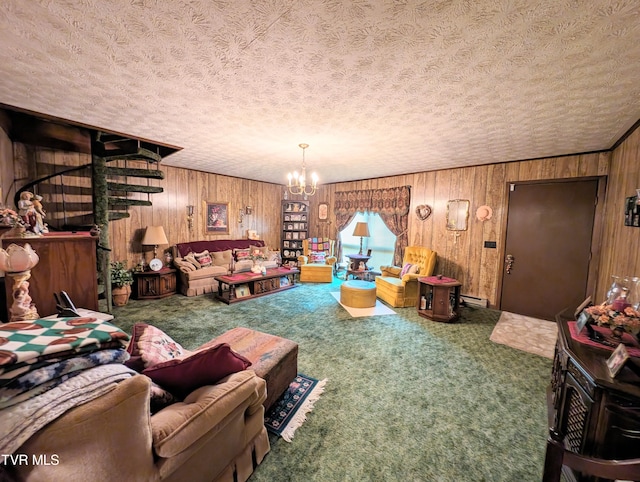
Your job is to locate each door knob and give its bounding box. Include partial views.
[505,254,515,274]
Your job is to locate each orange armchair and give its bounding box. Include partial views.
[375,246,437,307]
[297,238,337,282]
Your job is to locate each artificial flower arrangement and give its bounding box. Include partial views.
[0,208,25,227]
[584,303,640,335]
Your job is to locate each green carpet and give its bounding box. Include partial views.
[108,278,552,481]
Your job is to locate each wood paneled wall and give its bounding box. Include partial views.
[7,122,640,309]
[312,152,610,307]
[597,126,640,301]
[110,165,284,265]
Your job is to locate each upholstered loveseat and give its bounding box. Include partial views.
[172,239,279,296]
[375,246,437,307]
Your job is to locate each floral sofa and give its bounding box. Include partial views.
[171,239,280,296]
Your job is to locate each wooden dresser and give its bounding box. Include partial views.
[2,233,98,320]
[546,315,640,480]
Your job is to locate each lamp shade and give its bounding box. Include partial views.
[0,243,39,273]
[352,222,370,237]
[142,226,168,246]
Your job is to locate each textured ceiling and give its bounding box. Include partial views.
[1,0,639,185]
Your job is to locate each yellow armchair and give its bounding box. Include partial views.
[298,238,337,282]
[375,246,437,307]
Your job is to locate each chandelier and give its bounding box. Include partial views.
[287,143,318,196]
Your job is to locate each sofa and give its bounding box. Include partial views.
[375,246,437,307]
[9,372,269,482]
[4,321,272,482]
[172,239,279,296]
[297,238,337,282]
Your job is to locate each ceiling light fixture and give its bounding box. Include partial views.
[287,143,318,197]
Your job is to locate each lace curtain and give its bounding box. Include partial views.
[334,185,411,265]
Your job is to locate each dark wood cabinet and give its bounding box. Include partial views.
[547,316,640,480]
[2,233,98,320]
[133,269,176,300]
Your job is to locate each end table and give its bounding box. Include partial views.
[417,276,462,322]
[134,268,177,300]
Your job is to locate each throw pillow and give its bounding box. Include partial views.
[194,250,213,267]
[149,381,177,414]
[184,253,202,269]
[142,343,252,398]
[309,251,326,263]
[249,245,269,257]
[211,249,233,267]
[234,248,251,261]
[400,263,413,277]
[125,323,188,370]
[408,264,420,275]
[173,258,196,272]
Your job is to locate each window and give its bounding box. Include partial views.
[340,212,396,270]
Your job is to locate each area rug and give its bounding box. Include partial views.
[264,374,327,442]
[490,311,557,359]
[330,292,396,317]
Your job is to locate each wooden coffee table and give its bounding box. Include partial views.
[214,267,299,304]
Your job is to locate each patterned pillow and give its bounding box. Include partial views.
[249,245,269,257]
[125,323,188,370]
[309,251,326,263]
[400,263,413,277]
[149,380,177,413]
[194,250,213,267]
[234,248,251,261]
[184,253,202,269]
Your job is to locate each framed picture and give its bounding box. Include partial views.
[319,202,329,221]
[204,201,229,234]
[234,284,250,298]
[606,343,629,378]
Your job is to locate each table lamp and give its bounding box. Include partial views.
[142,225,168,268]
[352,222,370,255]
[0,243,40,322]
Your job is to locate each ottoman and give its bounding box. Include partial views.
[209,327,298,411]
[340,280,377,308]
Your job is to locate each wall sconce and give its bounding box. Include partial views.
[186,205,194,229]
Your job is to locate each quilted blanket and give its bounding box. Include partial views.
[0,348,129,409]
[0,364,136,455]
[0,316,129,384]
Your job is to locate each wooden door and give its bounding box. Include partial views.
[500,180,598,320]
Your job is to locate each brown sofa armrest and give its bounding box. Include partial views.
[380,265,401,277]
[151,371,266,458]
[325,255,337,266]
[298,255,309,265]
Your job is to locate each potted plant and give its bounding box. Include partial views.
[111,261,134,306]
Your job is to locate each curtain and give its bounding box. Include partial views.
[334,186,411,265]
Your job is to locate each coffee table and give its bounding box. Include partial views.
[214,267,299,304]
